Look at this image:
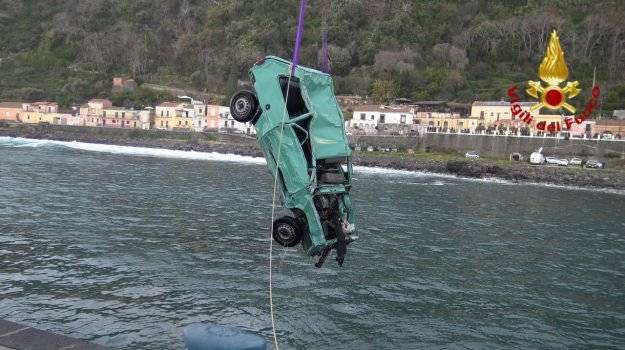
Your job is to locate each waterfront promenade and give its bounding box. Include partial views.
[0,319,107,350]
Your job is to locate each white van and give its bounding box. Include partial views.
[529,147,545,165]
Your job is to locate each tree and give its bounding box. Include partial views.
[371,79,399,104]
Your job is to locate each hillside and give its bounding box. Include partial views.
[0,0,624,112]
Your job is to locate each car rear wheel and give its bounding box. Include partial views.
[230,90,260,123]
[272,216,303,247]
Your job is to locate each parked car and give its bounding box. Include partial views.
[555,158,569,166]
[545,157,559,165]
[569,158,582,166]
[585,160,604,168]
[229,56,357,267]
[465,151,480,159]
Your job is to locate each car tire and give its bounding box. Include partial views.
[272,216,303,247]
[230,90,260,123]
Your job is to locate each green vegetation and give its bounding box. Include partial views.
[1,0,624,114]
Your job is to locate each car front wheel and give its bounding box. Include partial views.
[272,216,303,247]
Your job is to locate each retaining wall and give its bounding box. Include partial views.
[350,133,625,159]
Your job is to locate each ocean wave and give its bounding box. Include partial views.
[2,136,624,195]
[0,136,266,164]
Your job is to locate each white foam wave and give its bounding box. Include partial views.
[2,136,624,195]
[0,136,266,164]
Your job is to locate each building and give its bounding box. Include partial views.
[154,102,180,130]
[470,101,544,126]
[102,107,141,128]
[219,107,256,135]
[205,105,222,130]
[22,101,58,114]
[347,105,415,134]
[593,120,625,138]
[80,99,113,127]
[112,76,137,92]
[0,102,23,122]
[139,108,154,130]
[613,110,625,120]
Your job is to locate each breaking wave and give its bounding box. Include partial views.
[2,136,624,195]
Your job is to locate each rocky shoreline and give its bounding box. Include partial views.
[2,125,625,191]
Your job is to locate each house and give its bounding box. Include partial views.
[593,120,625,138]
[154,102,180,130]
[219,106,256,135]
[139,108,154,130]
[22,101,59,113]
[613,110,625,120]
[102,107,140,128]
[112,76,137,92]
[81,99,112,126]
[471,101,541,127]
[205,105,222,131]
[347,105,415,134]
[0,102,23,122]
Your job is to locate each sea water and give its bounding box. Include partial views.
[1,137,624,349]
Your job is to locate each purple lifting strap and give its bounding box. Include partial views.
[291,0,307,75]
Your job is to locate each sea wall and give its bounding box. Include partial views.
[350,133,625,159]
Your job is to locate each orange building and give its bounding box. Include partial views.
[0,102,23,121]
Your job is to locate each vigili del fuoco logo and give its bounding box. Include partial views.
[507,30,600,133]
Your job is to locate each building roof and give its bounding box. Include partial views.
[88,99,111,104]
[104,106,134,111]
[0,102,24,108]
[353,105,413,114]
[158,102,180,107]
[30,101,58,106]
[473,101,535,106]
[596,119,625,126]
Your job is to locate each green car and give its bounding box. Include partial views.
[229,56,357,267]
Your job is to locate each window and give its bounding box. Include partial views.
[122,112,125,118]
[104,111,107,117]
[126,121,129,124]
[161,111,164,117]
[380,114,385,123]
[160,120,163,126]
[480,111,484,119]
[115,112,118,118]
[199,109,203,114]
[166,121,169,127]
[166,111,169,117]
[490,112,494,116]
[497,113,500,121]
[360,113,365,120]
[185,121,188,125]
[370,115,374,120]
[178,121,182,125]
[400,115,406,124]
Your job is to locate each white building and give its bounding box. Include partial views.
[346,105,414,134]
[218,106,256,135]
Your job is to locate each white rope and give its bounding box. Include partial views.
[268,66,295,350]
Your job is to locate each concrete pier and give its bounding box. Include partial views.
[0,319,108,350]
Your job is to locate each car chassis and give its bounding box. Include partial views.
[229,56,357,267]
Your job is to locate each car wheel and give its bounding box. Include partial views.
[230,90,260,123]
[272,216,303,247]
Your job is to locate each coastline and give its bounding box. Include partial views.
[2,124,625,190]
